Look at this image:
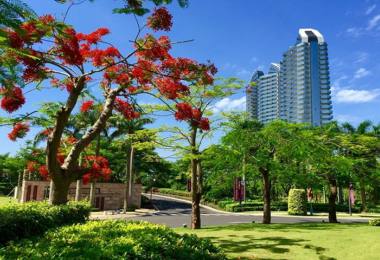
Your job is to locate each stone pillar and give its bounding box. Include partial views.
[89,182,95,207]
[48,179,54,205]
[75,179,81,201]
[19,169,28,203]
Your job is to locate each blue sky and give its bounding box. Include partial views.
[1,0,380,155]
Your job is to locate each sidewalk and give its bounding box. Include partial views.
[90,208,157,220]
[148,193,378,220]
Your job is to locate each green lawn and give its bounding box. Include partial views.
[0,195,15,207]
[176,223,379,260]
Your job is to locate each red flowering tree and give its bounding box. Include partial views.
[0,6,216,205]
[152,79,243,229]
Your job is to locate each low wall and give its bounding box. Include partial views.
[19,180,141,210]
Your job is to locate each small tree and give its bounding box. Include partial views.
[152,79,242,229]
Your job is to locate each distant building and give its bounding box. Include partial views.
[246,70,263,119]
[246,28,333,126]
[258,63,280,124]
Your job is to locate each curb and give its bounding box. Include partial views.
[144,193,372,220]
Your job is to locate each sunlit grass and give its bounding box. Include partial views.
[176,223,379,260]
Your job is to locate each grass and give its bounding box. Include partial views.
[0,195,15,207]
[176,223,380,260]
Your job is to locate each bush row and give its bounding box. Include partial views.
[369,218,380,226]
[218,200,361,213]
[222,201,288,212]
[0,201,91,245]
[0,220,226,259]
[158,188,191,198]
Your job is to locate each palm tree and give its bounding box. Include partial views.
[340,120,377,211]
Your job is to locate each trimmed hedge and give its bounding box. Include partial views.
[288,189,307,215]
[219,200,287,212]
[369,218,380,226]
[0,201,91,245]
[217,199,361,213]
[158,188,191,198]
[0,221,226,259]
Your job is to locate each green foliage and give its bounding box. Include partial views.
[219,200,287,212]
[1,221,226,259]
[0,201,91,245]
[158,188,191,197]
[368,218,380,226]
[288,189,307,215]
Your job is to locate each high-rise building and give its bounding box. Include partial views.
[257,63,280,124]
[246,70,263,119]
[246,28,333,126]
[280,28,333,126]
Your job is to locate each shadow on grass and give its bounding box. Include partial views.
[203,222,365,233]
[205,234,336,260]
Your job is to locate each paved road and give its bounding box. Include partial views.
[130,195,369,228]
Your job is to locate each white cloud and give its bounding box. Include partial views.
[366,4,376,15]
[354,68,371,79]
[367,14,380,30]
[335,114,361,124]
[250,57,258,63]
[346,27,363,37]
[354,52,369,64]
[335,88,380,103]
[212,96,246,113]
[236,69,251,77]
[332,75,348,88]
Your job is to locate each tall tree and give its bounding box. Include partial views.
[0,6,216,204]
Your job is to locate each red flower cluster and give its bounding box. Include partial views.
[76,28,110,44]
[27,161,38,173]
[103,64,131,87]
[174,103,210,131]
[82,155,112,185]
[131,59,157,85]
[161,57,197,79]
[0,86,25,113]
[84,47,121,67]
[80,100,94,113]
[7,15,54,48]
[39,165,49,180]
[147,7,173,31]
[114,98,140,120]
[8,122,29,141]
[136,35,171,61]
[66,136,77,144]
[54,27,84,65]
[155,77,188,99]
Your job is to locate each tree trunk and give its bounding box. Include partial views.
[359,178,367,212]
[124,145,135,212]
[338,184,343,204]
[75,180,81,201]
[190,127,201,229]
[261,168,271,224]
[51,178,71,205]
[328,178,338,223]
[48,86,118,205]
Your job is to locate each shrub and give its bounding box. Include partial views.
[158,188,191,197]
[311,203,360,213]
[0,221,226,259]
[220,200,287,212]
[0,201,91,245]
[369,218,380,226]
[288,189,307,215]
